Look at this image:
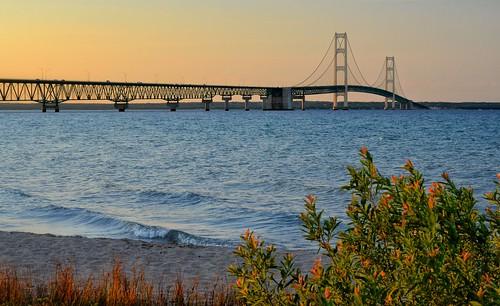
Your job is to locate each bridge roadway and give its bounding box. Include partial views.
[0,79,425,111]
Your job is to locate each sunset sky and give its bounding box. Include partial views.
[1,0,499,102]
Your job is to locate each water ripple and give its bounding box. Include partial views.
[0,110,499,249]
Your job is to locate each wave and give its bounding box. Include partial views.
[137,190,213,206]
[28,204,228,247]
[0,188,33,199]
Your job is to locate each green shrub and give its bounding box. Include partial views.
[229,148,499,305]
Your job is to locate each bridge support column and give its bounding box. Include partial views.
[260,95,267,111]
[167,100,179,112]
[203,98,212,111]
[384,56,397,111]
[222,96,231,111]
[114,101,129,112]
[243,95,252,111]
[301,96,306,111]
[333,32,349,110]
[262,88,293,111]
[41,100,60,112]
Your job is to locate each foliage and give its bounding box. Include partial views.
[229,148,499,305]
[0,261,239,306]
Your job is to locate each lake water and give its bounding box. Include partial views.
[0,109,499,249]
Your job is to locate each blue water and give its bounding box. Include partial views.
[0,109,499,249]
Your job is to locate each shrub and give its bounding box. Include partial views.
[229,148,499,305]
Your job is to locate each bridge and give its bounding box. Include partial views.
[0,33,425,112]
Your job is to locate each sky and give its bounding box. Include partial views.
[0,0,499,102]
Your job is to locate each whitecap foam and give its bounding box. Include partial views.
[27,204,229,247]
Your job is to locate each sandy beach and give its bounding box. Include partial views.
[0,231,315,289]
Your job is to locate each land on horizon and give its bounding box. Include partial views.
[1,101,500,111]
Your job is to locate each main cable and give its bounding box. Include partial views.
[348,65,362,85]
[371,61,386,88]
[306,54,336,87]
[294,35,335,87]
[347,38,370,86]
[394,64,407,97]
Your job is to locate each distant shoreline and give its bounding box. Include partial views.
[1,101,500,111]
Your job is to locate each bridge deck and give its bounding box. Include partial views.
[0,79,424,108]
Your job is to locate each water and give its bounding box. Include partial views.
[0,109,499,249]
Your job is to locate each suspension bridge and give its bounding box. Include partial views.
[0,33,425,112]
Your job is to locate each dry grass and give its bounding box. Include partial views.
[0,261,240,305]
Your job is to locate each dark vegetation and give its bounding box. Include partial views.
[229,148,499,305]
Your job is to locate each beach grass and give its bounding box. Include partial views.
[0,261,239,306]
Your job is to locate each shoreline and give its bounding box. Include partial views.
[0,231,315,288]
[0,231,235,287]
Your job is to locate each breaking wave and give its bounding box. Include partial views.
[29,204,228,247]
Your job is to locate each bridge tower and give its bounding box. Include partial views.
[385,56,396,110]
[333,32,348,110]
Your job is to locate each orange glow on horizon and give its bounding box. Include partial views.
[1,0,499,102]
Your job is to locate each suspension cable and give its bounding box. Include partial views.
[371,60,386,88]
[306,54,336,87]
[294,35,335,87]
[348,65,362,85]
[346,38,370,85]
[394,64,407,97]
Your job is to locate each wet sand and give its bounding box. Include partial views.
[0,231,315,288]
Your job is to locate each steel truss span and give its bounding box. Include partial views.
[0,79,270,103]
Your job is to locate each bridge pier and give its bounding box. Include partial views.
[333,98,349,110]
[202,98,212,111]
[384,100,396,110]
[243,95,252,111]
[301,96,306,111]
[342,99,349,110]
[222,96,231,111]
[262,88,293,111]
[41,100,60,112]
[114,101,129,112]
[167,100,179,111]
